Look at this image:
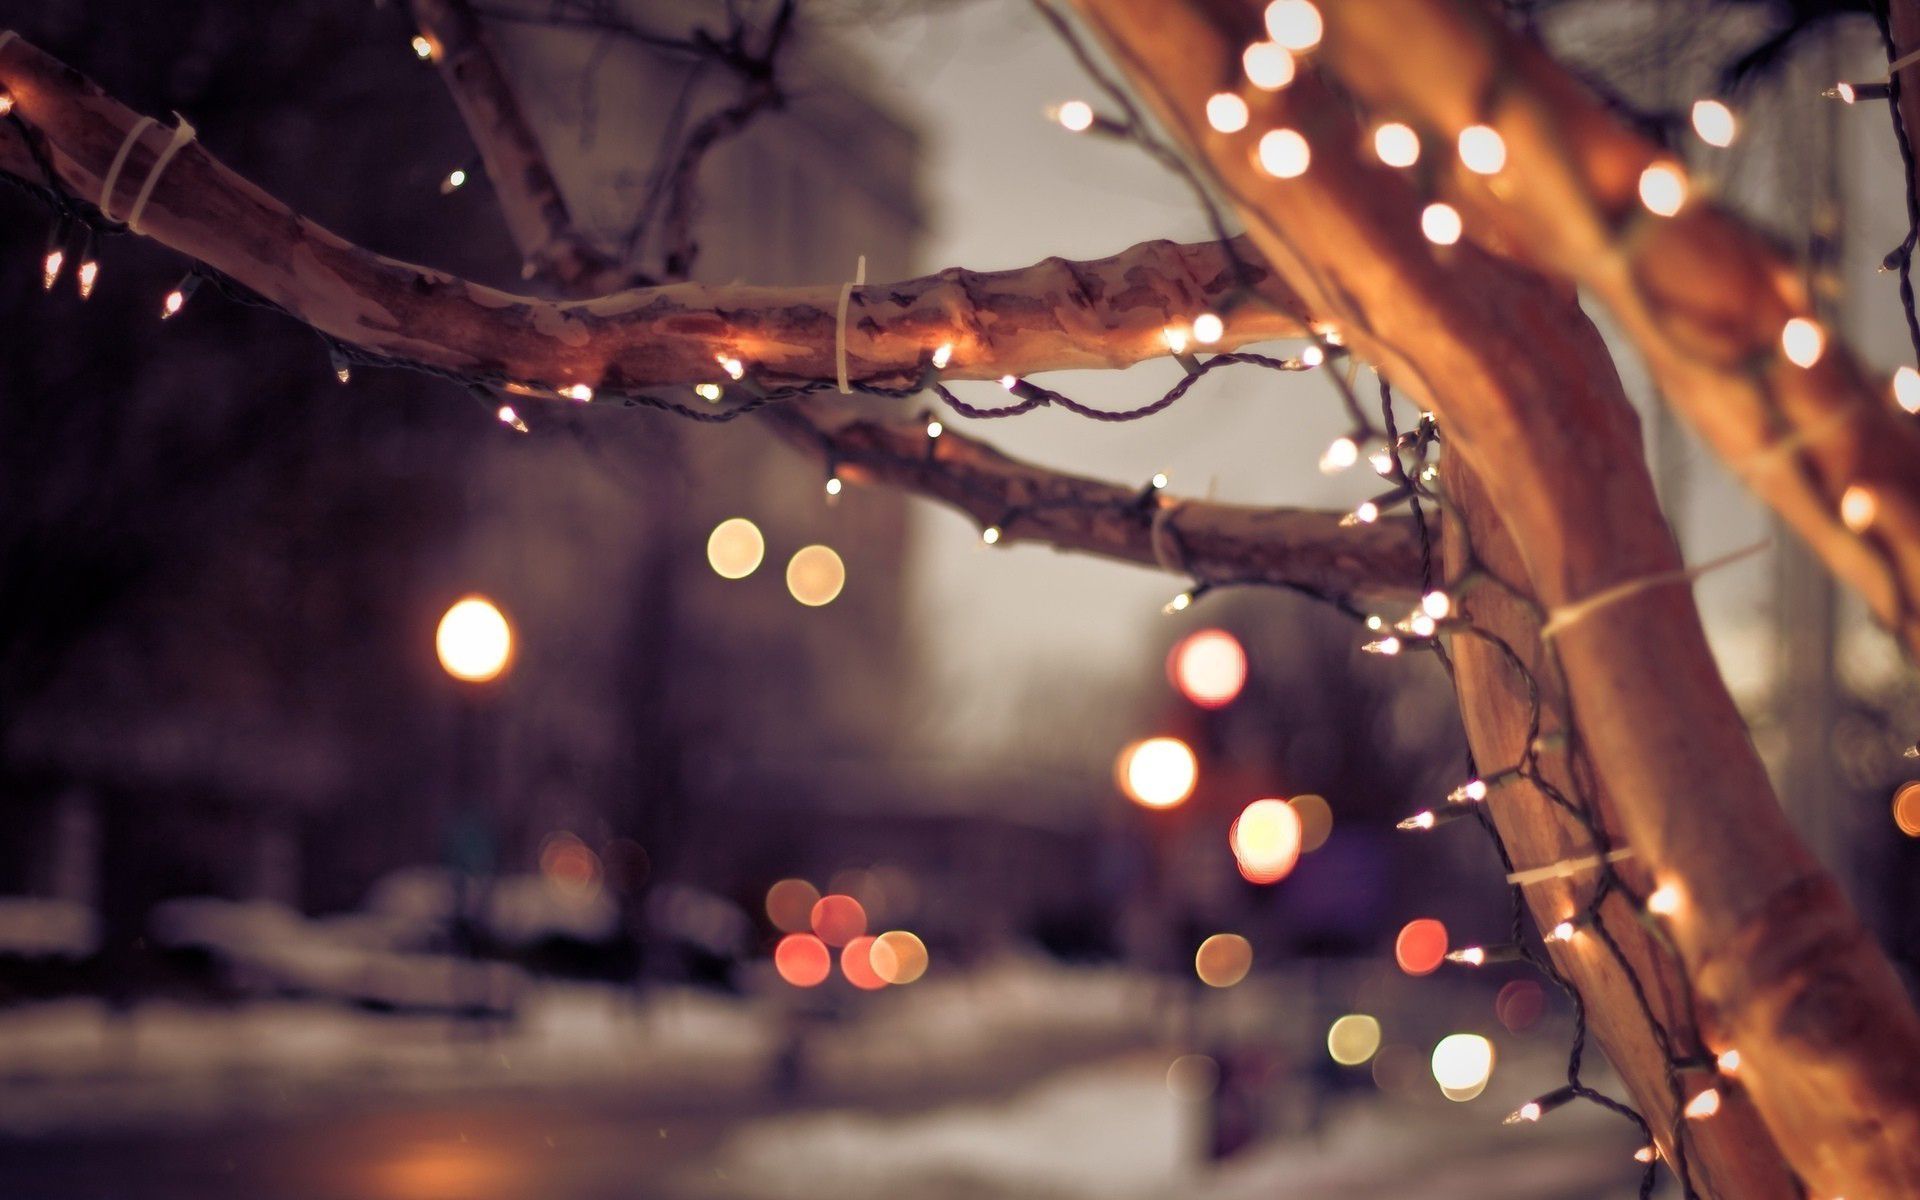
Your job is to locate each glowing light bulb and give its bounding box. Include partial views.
[1638,163,1688,217]
[411,34,436,60]
[1691,99,1737,147]
[441,168,467,194]
[1634,1145,1658,1164]
[496,404,529,433]
[1206,93,1250,134]
[1841,485,1878,533]
[999,375,1018,391]
[1446,947,1487,966]
[1684,1088,1722,1120]
[1457,124,1507,174]
[162,288,186,318]
[436,596,512,683]
[1242,41,1295,91]
[694,383,723,402]
[1422,591,1451,620]
[1451,779,1489,804]
[1364,636,1402,656]
[1120,737,1199,809]
[1192,312,1224,344]
[1782,317,1825,368]
[825,475,843,497]
[41,248,63,291]
[926,419,943,439]
[982,525,1001,545]
[1164,326,1190,355]
[1301,344,1325,367]
[1257,128,1311,178]
[1396,810,1436,831]
[718,355,745,380]
[1421,203,1463,246]
[1546,920,1577,943]
[76,259,98,299]
[1509,1101,1543,1124]
[1055,100,1095,133]
[1646,883,1682,916]
[1717,1049,1742,1075]
[1341,500,1380,526]
[1373,122,1421,168]
[1165,591,1194,614]
[1369,449,1396,476]
[0,92,13,117]
[932,343,954,369]
[1264,0,1323,51]
[1894,365,1920,413]
[1409,613,1437,638]
[1150,472,1169,490]
[562,383,594,402]
[1319,435,1359,473]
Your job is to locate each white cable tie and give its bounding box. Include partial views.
[1507,847,1634,887]
[98,116,157,224]
[1890,46,1920,76]
[835,253,866,395]
[1539,540,1768,641]
[124,113,196,234]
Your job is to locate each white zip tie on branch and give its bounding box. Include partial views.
[1539,539,1768,641]
[835,253,866,395]
[123,114,196,234]
[1507,847,1635,887]
[98,116,157,223]
[1889,45,1920,76]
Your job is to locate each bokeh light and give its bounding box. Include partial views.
[1118,737,1198,809]
[810,893,867,946]
[1431,1033,1495,1101]
[870,930,929,985]
[1166,1053,1220,1099]
[773,933,831,987]
[1168,628,1247,708]
[786,545,845,606]
[1327,1014,1382,1066]
[840,935,887,990]
[706,518,765,579]
[1370,1044,1425,1098]
[1894,782,1920,837]
[435,596,512,683]
[765,878,821,934]
[1496,979,1546,1033]
[1194,932,1253,988]
[1290,793,1333,852]
[1230,798,1303,883]
[537,832,601,894]
[1395,918,1449,976]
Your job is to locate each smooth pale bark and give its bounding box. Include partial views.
[1314,0,1920,658]
[1067,0,1920,1194]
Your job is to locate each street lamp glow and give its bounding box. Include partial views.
[436,596,512,683]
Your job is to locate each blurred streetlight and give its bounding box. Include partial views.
[1117,736,1198,809]
[436,595,513,683]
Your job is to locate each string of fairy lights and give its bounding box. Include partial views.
[2,4,1917,1192]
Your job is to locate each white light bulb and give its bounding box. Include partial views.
[1373,122,1421,168]
[1242,41,1296,91]
[1894,365,1920,413]
[1151,472,1169,490]
[1422,591,1451,620]
[411,34,435,60]
[926,419,943,439]
[1264,0,1323,51]
[999,375,1019,391]
[1782,317,1825,368]
[1257,128,1311,178]
[1691,99,1737,147]
[1166,592,1193,614]
[1164,327,1190,355]
[162,289,186,319]
[825,476,843,497]
[562,383,594,402]
[1546,921,1576,943]
[718,355,745,380]
[1055,100,1095,133]
[1192,312,1225,344]
[496,405,529,433]
[1647,883,1682,916]
[77,260,99,299]
[1457,124,1507,175]
[982,525,1001,545]
[1638,163,1688,217]
[1369,448,1396,476]
[1716,1049,1741,1075]
[1840,485,1878,533]
[1421,203,1463,246]
[1684,1088,1722,1120]
[695,382,723,402]
[932,343,954,369]
[41,249,63,291]
[1364,636,1402,656]
[1409,613,1437,638]
[1206,93,1250,134]
[1301,344,1325,367]
[1319,435,1359,473]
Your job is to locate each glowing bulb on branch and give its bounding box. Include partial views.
[1364,636,1403,657]
[1258,128,1311,178]
[1457,124,1507,174]
[1422,591,1452,620]
[1242,41,1296,90]
[562,383,594,403]
[1646,882,1683,916]
[825,475,843,497]
[718,355,745,380]
[981,525,1002,545]
[496,405,529,433]
[41,248,63,291]
[1206,93,1250,134]
[932,342,954,370]
[1422,203,1463,246]
[1374,122,1421,168]
[440,168,467,194]
[76,258,99,299]
[1165,326,1190,355]
[926,418,943,439]
[411,34,437,61]
[1192,312,1225,344]
[1841,485,1879,533]
[1894,365,1920,413]
[1684,1088,1723,1120]
[1545,920,1579,943]
[694,383,723,402]
[1340,500,1380,526]
[1264,0,1323,51]
[1782,317,1825,368]
[1638,163,1688,217]
[1320,435,1359,473]
[1054,100,1095,133]
[1691,99,1737,147]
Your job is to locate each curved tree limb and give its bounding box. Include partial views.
[1066,0,1920,1194]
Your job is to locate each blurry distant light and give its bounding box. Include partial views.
[1457,124,1507,175]
[1206,93,1250,134]
[786,545,846,607]
[810,894,868,947]
[1394,918,1448,976]
[1646,882,1683,917]
[1716,1049,1742,1075]
[411,33,437,60]
[765,878,821,934]
[1893,781,1920,837]
[1782,317,1825,368]
[840,936,887,990]
[1242,41,1296,91]
[1373,122,1421,168]
[718,355,746,380]
[1054,100,1095,133]
[694,383,724,402]
[1194,933,1253,988]
[1638,162,1688,217]
[870,930,929,985]
[1495,979,1546,1033]
[538,832,601,894]
[1422,202,1463,246]
[1168,628,1248,708]
[1840,485,1879,533]
[1166,1053,1221,1099]
[1691,99,1737,147]
[1431,1033,1494,1100]
[1290,793,1333,852]
[1685,1088,1722,1120]
[774,933,831,987]
[1257,128,1311,178]
[1230,798,1303,884]
[707,518,766,580]
[435,596,513,683]
[1327,1014,1382,1066]
[1894,366,1920,413]
[1264,0,1323,51]
[931,343,954,369]
[1118,737,1198,809]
